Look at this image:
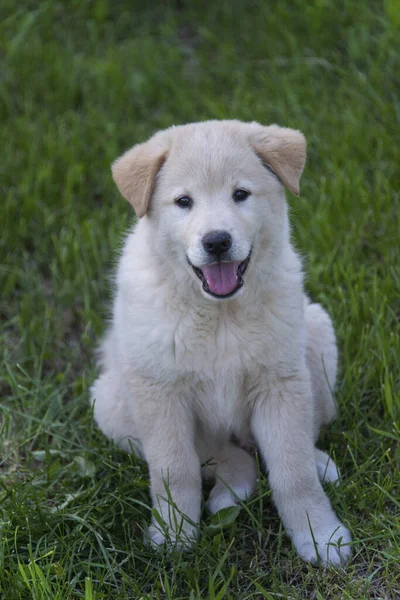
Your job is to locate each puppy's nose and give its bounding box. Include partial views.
[202,230,232,256]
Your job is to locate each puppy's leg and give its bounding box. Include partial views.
[91,331,144,456]
[305,301,338,438]
[306,302,341,484]
[203,443,258,514]
[90,370,143,457]
[251,370,351,566]
[133,380,201,550]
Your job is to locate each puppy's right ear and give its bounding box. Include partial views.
[111,136,169,218]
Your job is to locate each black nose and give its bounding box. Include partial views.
[202,230,232,256]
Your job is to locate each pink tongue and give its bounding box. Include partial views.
[201,262,240,296]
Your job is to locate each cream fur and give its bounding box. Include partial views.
[90,120,352,566]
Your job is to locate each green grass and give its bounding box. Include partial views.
[1,0,399,598]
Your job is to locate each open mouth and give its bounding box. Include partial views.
[187,252,251,299]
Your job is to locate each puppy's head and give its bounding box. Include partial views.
[112,120,306,300]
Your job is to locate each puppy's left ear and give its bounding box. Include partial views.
[250,124,306,196]
[111,134,169,218]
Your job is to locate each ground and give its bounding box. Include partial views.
[1,1,399,598]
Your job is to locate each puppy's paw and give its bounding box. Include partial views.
[146,520,198,552]
[292,522,352,566]
[206,491,237,514]
[206,482,251,515]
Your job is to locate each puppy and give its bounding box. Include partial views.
[91,120,352,565]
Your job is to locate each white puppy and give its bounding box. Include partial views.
[91,120,352,566]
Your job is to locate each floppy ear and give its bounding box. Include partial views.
[250,125,306,196]
[111,136,169,218]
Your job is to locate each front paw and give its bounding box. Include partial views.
[146,517,198,552]
[292,521,352,566]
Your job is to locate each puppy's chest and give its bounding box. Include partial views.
[170,312,263,430]
[170,310,265,372]
[194,370,246,431]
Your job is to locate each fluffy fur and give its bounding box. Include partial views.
[91,120,352,566]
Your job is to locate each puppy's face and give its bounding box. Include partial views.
[112,121,306,301]
[152,129,284,299]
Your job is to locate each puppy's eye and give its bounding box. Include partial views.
[175,196,193,209]
[233,189,250,202]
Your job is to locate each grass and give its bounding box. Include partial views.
[1,0,399,597]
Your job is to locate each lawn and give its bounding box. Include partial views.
[1,1,399,598]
